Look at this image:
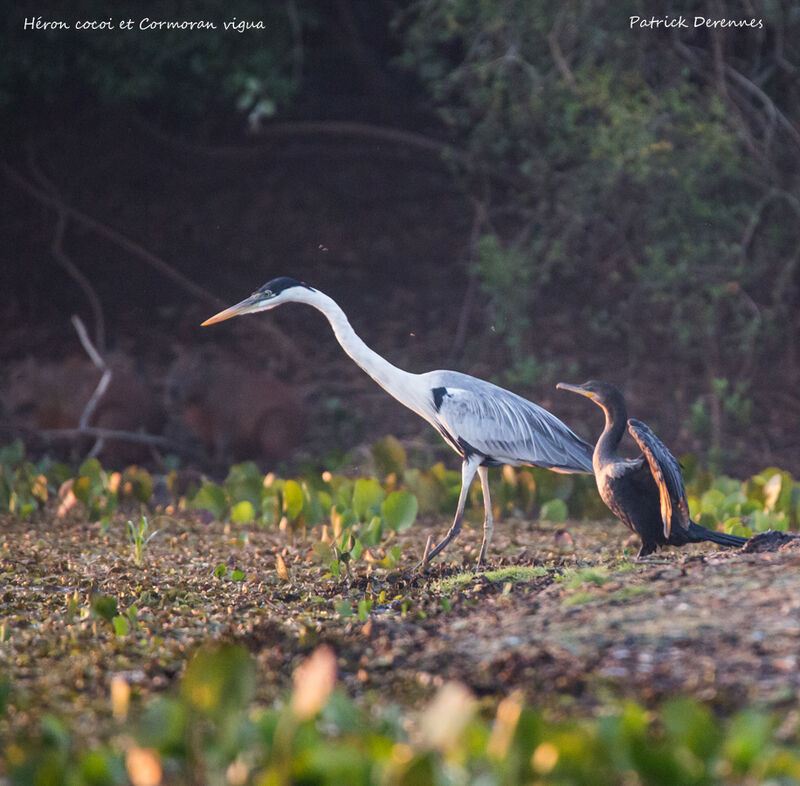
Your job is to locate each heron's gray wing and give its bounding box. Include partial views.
[627,418,690,539]
[434,384,594,472]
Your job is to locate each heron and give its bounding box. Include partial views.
[556,380,748,557]
[202,277,594,566]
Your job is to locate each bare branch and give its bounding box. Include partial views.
[71,315,112,439]
[1,161,299,356]
[547,30,577,91]
[36,427,176,449]
[26,147,107,353]
[127,114,533,192]
[723,63,800,152]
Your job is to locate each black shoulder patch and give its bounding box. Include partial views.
[432,387,450,412]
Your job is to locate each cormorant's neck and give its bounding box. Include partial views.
[305,290,427,416]
[595,395,628,467]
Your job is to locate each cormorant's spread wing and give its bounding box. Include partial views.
[433,384,594,473]
[627,418,689,539]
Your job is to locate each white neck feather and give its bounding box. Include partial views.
[299,288,429,417]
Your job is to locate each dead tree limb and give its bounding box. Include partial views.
[71,315,112,453]
[26,147,107,353]
[1,161,298,356]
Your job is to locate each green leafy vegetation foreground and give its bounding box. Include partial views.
[3,440,800,783]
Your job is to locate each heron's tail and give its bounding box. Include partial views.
[687,521,747,548]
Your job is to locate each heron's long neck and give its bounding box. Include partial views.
[595,399,627,467]
[309,291,424,413]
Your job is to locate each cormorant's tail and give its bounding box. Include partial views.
[687,521,747,548]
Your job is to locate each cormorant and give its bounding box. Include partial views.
[556,380,747,557]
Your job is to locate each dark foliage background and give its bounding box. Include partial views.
[1,0,799,474]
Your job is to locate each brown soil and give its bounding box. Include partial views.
[3,507,799,750]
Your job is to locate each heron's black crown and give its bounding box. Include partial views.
[256,277,314,296]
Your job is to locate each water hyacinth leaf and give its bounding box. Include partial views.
[259,489,281,527]
[661,697,719,760]
[540,498,568,523]
[723,517,750,537]
[353,478,385,520]
[91,595,119,623]
[73,476,92,504]
[330,476,354,509]
[137,697,187,754]
[404,468,443,513]
[120,467,153,503]
[724,710,773,773]
[700,488,726,514]
[360,515,384,546]
[382,490,418,531]
[224,461,264,508]
[181,643,254,718]
[371,435,407,477]
[191,482,227,520]
[301,481,324,526]
[230,500,255,524]
[283,479,304,520]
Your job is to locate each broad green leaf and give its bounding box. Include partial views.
[225,461,264,509]
[382,490,418,532]
[73,476,92,504]
[230,500,255,524]
[181,643,254,718]
[360,515,383,546]
[112,615,129,636]
[371,435,407,477]
[78,457,104,488]
[191,482,227,520]
[283,479,304,520]
[91,594,118,623]
[540,498,568,523]
[352,478,385,520]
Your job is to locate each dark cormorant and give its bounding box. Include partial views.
[556,380,748,557]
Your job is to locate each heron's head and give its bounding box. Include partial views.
[556,380,624,409]
[201,277,315,325]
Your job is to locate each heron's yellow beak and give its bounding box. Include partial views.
[201,295,261,326]
[556,382,596,399]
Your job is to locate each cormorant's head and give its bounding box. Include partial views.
[556,380,625,409]
[201,277,315,325]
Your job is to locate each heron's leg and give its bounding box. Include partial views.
[418,456,481,568]
[476,465,494,567]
